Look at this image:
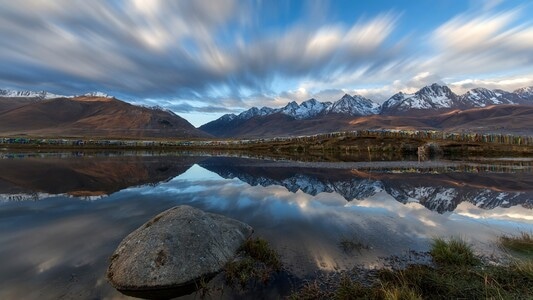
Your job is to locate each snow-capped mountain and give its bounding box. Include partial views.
[0,89,67,99]
[0,89,114,99]
[200,83,533,137]
[207,83,533,125]
[514,86,533,101]
[202,93,381,130]
[381,84,533,114]
[217,113,238,123]
[80,91,113,98]
[329,94,380,115]
[239,106,277,119]
[281,98,331,119]
[381,83,458,114]
[456,88,518,108]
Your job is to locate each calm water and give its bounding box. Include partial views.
[1,151,532,299]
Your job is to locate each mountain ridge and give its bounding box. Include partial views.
[201,83,533,137]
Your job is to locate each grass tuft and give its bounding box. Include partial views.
[224,237,282,288]
[333,275,369,299]
[430,237,479,266]
[513,260,533,282]
[241,237,282,271]
[499,232,533,258]
[380,283,422,300]
[286,280,332,300]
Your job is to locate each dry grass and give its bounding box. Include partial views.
[499,231,533,258]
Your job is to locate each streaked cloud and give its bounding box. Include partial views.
[0,0,532,124]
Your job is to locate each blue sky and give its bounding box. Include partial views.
[1,0,532,126]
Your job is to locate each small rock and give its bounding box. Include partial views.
[107,205,253,296]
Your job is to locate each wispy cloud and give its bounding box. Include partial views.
[0,0,532,119]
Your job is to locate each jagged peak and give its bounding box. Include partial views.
[219,113,237,121]
[417,83,453,95]
[514,86,533,92]
[284,100,298,108]
[302,98,319,104]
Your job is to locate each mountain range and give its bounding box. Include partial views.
[200,83,533,137]
[1,84,533,139]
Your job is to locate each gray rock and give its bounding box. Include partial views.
[107,205,253,293]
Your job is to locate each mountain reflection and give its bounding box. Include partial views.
[2,153,533,213]
[199,158,533,213]
[0,152,200,201]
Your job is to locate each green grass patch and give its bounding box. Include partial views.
[333,275,372,299]
[499,231,533,258]
[224,237,282,288]
[288,262,533,299]
[288,236,533,300]
[430,237,479,266]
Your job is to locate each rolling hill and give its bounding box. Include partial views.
[0,96,210,138]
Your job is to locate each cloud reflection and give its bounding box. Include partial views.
[1,160,532,298]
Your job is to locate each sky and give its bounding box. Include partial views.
[1,0,533,127]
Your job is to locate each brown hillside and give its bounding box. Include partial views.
[0,96,210,138]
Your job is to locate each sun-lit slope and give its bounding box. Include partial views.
[0,96,211,138]
[434,105,533,134]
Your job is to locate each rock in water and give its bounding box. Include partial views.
[107,205,253,297]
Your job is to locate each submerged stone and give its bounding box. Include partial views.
[106,205,253,296]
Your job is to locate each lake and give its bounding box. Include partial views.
[1,151,532,299]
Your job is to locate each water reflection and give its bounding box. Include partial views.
[0,151,202,201]
[200,158,533,213]
[0,153,532,299]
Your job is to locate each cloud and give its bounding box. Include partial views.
[449,75,533,94]
[428,8,533,75]
[0,1,400,99]
[0,1,532,120]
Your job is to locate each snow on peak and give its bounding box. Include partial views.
[0,89,67,99]
[281,98,330,119]
[81,91,112,98]
[219,113,237,122]
[329,94,379,116]
[414,83,456,107]
[237,106,278,120]
[460,88,507,107]
[136,104,177,115]
[381,83,457,113]
[0,89,113,99]
[514,86,533,100]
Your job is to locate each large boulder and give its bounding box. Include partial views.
[107,205,253,297]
